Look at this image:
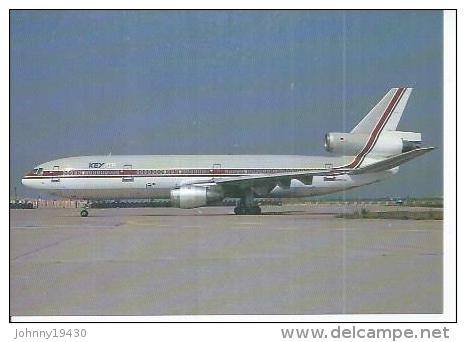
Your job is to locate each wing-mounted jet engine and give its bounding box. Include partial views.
[170,185,224,209]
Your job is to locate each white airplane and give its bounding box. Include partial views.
[22,87,434,216]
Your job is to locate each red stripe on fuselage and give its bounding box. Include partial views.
[23,167,342,179]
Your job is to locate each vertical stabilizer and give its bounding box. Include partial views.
[351,88,412,133]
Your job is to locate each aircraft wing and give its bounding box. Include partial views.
[187,147,434,195]
[215,170,328,188]
[214,147,434,189]
[183,169,339,197]
[349,147,435,175]
[209,170,333,197]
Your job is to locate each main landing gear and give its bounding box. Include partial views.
[234,205,261,215]
[233,191,262,215]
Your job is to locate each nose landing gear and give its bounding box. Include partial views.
[80,202,90,217]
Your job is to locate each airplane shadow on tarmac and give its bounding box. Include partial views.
[86,210,337,217]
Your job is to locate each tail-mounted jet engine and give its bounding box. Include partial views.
[170,185,224,209]
[324,131,422,156]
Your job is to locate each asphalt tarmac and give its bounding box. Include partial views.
[10,205,443,317]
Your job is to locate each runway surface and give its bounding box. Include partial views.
[10,205,443,316]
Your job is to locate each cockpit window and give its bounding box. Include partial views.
[32,168,43,175]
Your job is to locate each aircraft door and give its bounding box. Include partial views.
[122,164,134,182]
[212,163,222,177]
[51,165,60,182]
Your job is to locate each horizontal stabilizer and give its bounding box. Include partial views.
[350,147,434,175]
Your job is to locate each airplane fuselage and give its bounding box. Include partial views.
[22,154,395,200]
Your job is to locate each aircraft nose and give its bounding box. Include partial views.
[21,177,30,188]
[22,174,36,189]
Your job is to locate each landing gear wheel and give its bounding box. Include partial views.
[252,206,261,215]
[234,206,245,215]
[80,209,89,217]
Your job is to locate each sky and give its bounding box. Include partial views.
[10,10,443,198]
